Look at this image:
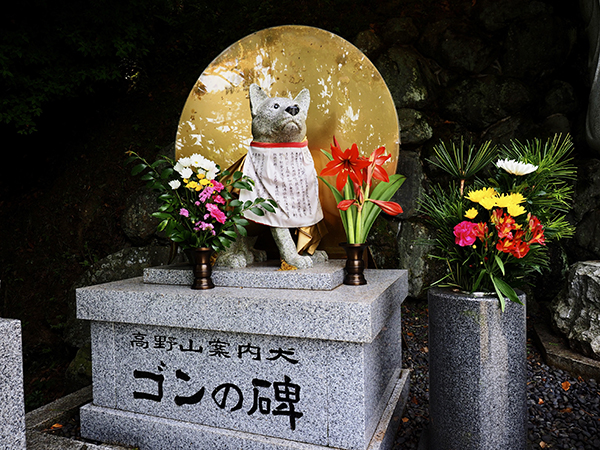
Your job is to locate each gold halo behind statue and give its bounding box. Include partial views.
[176,25,399,257]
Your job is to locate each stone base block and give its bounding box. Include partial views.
[143,260,345,291]
[0,318,26,450]
[80,369,410,450]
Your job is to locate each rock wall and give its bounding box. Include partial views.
[354,0,598,299]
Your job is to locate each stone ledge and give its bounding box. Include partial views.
[77,269,408,343]
[144,260,345,291]
[533,320,600,381]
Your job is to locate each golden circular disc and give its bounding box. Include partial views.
[176,25,399,256]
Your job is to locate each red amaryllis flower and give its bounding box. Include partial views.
[366,146,391,183]
[368,199,403,215]
[338,199,357,211]
[321,140,370,191]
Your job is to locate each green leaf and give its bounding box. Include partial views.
[250,207,265,216]
[490,274,506,312]
[124,155,138,166]
[262,203,276,213]
[236,224,248,236]
[140,173,155,181]
[131,163,147,176]
[230,199,242,207]
[320,149,333,161]
[494,254,506,276]
[494,277,522,306]
[223,230,237,239]
[360,174,405,241]
[157,219,169,232]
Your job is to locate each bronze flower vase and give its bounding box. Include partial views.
[340,243,368,285]
[191,247,215,290]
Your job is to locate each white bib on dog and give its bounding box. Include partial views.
[240,141,324,228]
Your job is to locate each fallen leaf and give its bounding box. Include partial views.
[539,441,547,448]
[560,408,573,413]
[51,423,63,429]
[422,346,429,353]
[538,398,544,405]
[411,397,419,405]
[407,332,414,337]
[562,381,571,391]
[402,417,409,423]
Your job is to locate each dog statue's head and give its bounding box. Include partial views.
[249,84,310,143]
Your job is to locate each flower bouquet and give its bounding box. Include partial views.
[418,135,575,310]
[319,137,405,244]
[318,137,405,285]
[126,151,277,253]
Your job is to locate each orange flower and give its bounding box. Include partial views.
[320,139,370,191]
[527,214,545,245]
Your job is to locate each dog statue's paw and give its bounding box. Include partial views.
[283,253,314,269]
[310,250,328,264]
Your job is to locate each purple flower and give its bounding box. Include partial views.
[179,208,189,218]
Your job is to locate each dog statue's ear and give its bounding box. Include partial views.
[294,88,310,114]
[249,84,269,117]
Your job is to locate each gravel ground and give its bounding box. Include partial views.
[46,299,600,449]
[394,299,600,450]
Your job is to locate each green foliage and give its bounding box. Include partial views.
[1,0,378,134]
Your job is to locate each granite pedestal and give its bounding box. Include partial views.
[427,288,527,450]
[0,318,26,450]
[77,263,409,450]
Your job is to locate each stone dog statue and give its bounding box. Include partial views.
[216,84,327,269]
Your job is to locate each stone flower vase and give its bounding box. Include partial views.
[427,288,527,450]
[190,247,214,290]
[339,243,367,285]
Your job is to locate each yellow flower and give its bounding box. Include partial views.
[496,193,525,208]
[197,172,206,179]
[200,178,211,186]
[507,203,526,217]
[466,187,497,204]
[465,208,478,219]
[479,196,497,210]
[186,181,199,190]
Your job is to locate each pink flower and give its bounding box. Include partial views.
[206,203,227,224]
[194,221,216,236]
[199,186,215,203]
[213,195,226,205]
[212,180,224,192]
[453,221,478,247]
[179,208,189,217]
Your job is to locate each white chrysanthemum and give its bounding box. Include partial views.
[206,166,219,180]
[189,153,210,168]
[168,180,181,190]
[173,161,185,174]
[200,158,217,170]
[178,156,192,167]
[496,158,538,176]
[180,167,193,179]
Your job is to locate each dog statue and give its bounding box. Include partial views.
[216,84,327,269]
